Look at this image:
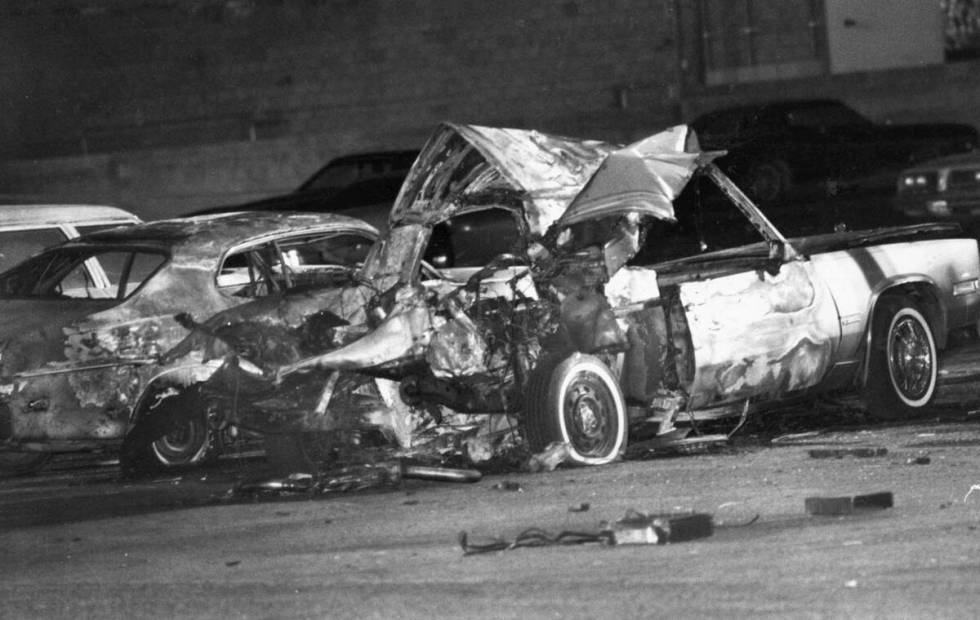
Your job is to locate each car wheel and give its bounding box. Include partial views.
[263,431,335,475]
[0,452,51,477]
[746,159,791,204]
[150,410,219,467]
[524,353,626,466]
[121,387,221,476]
[865,297,937,420]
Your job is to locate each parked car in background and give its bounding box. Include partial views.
[0,212,377,476]
[0,204,141,273]
[192,150,419,231]
[161,123,980,473]
[692,99,978,204]
[894,151,980,229]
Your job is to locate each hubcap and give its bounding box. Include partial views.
[888,314,933,401]
[563,371,617,457]
[152,418,207,464]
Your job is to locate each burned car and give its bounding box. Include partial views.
[0,212,377,475]
[162,123,980,471]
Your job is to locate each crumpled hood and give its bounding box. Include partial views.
[272,124,714,378]
[558,124,717,227]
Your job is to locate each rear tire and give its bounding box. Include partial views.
[121,386,221,476]
[524,353,626,466]
[865,297,937,420]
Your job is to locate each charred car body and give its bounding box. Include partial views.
[163,123,980,470]
[0,212,377,475]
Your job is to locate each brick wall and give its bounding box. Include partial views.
[0,0,682,219]
[2,0,980,220]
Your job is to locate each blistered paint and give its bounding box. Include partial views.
[681,260,841,409]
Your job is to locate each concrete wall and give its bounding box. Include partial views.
[0,0,682,220]
[825,0,944,74]
[2,0,980,221]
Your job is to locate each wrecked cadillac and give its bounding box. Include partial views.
[0,212,377,475]
[156,123,980,472]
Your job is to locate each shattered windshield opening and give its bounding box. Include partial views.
[629,178,766,266]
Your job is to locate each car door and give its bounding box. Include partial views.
[620,166,843,410]
[677,257,841,409]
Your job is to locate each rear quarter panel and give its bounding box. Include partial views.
[808,237,980,361]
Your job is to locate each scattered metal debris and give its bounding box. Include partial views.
[807,447,888,459]
[524,442,571,472]
[458,528,612,556]
[805,491,894,516]
[964,484,980,503]
[234,460,481,498]
[601,510,714,545]
[459,508,713,555]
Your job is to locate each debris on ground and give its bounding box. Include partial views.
[490,480,524,492]
[458,528,612,555]
[524,442,571,472]
[807,447,888,459]
[624,433,729,460]
[233,460,481,498]
[458,508,713,555]
[805,491,894,516]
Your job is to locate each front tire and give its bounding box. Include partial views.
[120,387,221,476]
[866,297,937,420]
[524,353,627,466]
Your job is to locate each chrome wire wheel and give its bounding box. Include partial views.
[865,297,938,420]
[886,307,936,407]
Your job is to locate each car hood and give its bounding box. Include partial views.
[389,122,710,236]
[558,124,716,227]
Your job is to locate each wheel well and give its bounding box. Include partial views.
[129,380,203,426]
[858,283,944,389]
[873,283,946,349]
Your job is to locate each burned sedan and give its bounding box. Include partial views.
[163,123,980,471]
[0,212,377,475]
